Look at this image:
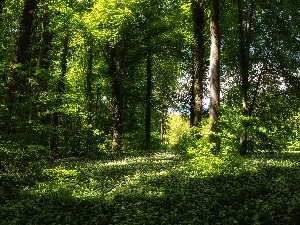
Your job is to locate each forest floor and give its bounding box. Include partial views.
[1,151,300,224]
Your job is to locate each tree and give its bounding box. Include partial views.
[190,0,206,127]
[218,0,300,155]
[3,0,39,137]
[145,54,152,150]
[49,26,69,155]
[0,0,299,159]
[37,1,51,70]
[208,0,220,153]
[84,34,94,151]
[36,0,53,147]
[107,42,123,151]
[237,0,254,154]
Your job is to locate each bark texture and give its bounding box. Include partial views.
[2,0,39,134]
[31,1,51,121]
[37,2,51,69]
[237,0,254,155]
[209,0,220,153]
[85,35,94,151]
[108,43,123,151]
[190,0,205,127]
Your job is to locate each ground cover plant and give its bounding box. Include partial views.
[1,151,300,225]
[1,0,300,224]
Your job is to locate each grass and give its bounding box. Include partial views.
[1,151,300,224]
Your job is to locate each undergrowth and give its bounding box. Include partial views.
[1,150,300,224]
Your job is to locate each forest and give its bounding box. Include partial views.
[1,0,300,224]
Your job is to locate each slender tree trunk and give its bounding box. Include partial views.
[237,0,254,154]
[160,119,165,141]
[85,35,94,151]
[37,2,51,69]
[191,0,205,127]
[145,55,152,150]
[208,0,220,153]
[95,86,100,126]
[36,1,52,146]
[190,69,196,127]
[159,106,167,144]
[31,1,51,122]
[84,0,95,152]
[108,43,122,151]
[49,28,68,155]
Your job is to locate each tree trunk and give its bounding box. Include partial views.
[36,1,52,146]
[191,0,205,127]
[37,2,51,69]
[2,0,39,134]
[160,119,165,141]
[14,0,39,66]
[31,1,51,122]
[49,28,68,155]
[145,55,152,150]
[208,0,220,153]
[108,43,122,152]
[190,70,196,127]
[159,106,167,144]
[85,35,94,151]
[84,0,95,152]
[237,0,254,155]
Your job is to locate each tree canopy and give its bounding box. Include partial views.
[0,0,299,159]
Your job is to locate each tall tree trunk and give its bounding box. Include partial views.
[37,2,51,69]
[36,0,52,146]
[13,0,39,66]
[3,0,39,134]
[160,119,165,141]
[145,55,152,150]
[31,1,51,122]
[49,28,68,155]
[237,0,254,155]
[208,0,220,153]
[191,0,205,127]
[85,34,94,151]
[108,43,122,151]
[190,70,196,127]
[83,0,95,152]
[159,107,167,143]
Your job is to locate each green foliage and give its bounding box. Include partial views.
[0,143,49,173]
[171,100,298,162]
[287,114,300,151]
[1,151,300,224]
[165,114,190,147]
[172,104,249,159]
[218,104,244,156]
[41,168,79,181]
[252,90,300,153]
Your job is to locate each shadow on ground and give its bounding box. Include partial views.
[1,152,300,224]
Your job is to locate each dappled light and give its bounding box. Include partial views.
[1,0,300,224]
[1,151,300,224]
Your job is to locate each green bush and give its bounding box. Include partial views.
[0,143,49,173]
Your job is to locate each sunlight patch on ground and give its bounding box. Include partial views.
[25,152,179,200]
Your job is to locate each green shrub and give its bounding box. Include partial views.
[0,143,49,173]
